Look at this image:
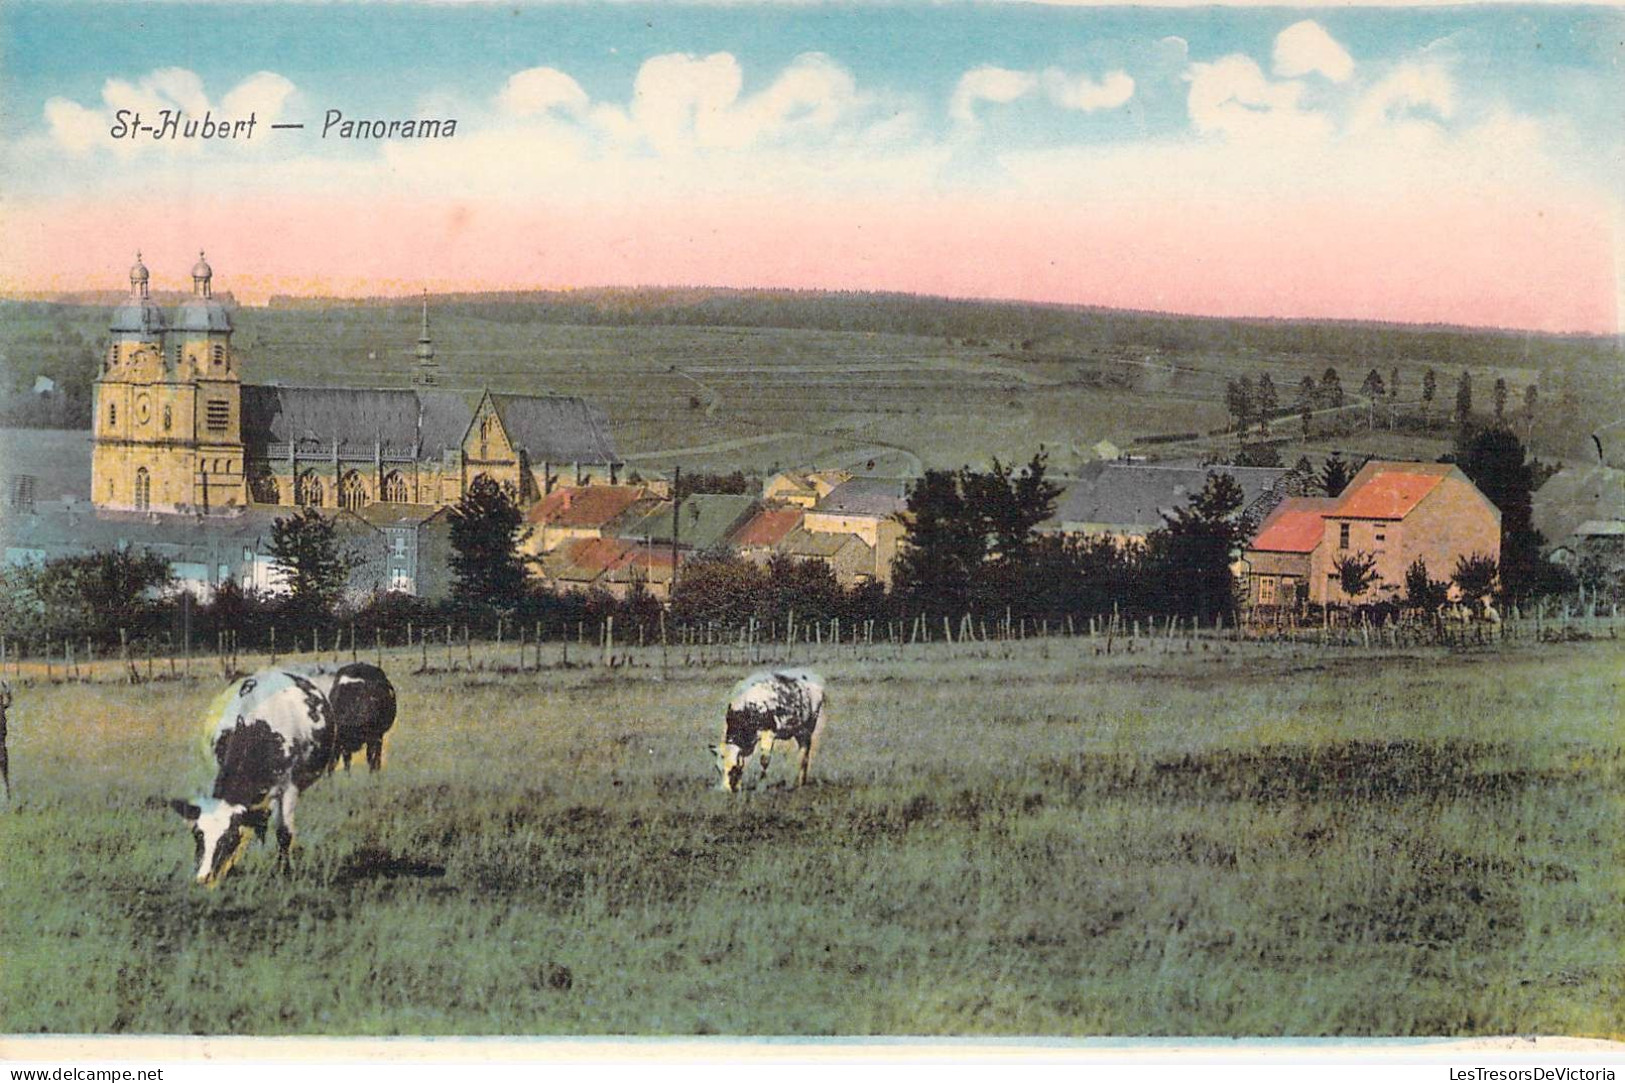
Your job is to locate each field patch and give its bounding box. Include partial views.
[1,641,1621,1036]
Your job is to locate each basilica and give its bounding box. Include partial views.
[92,254,621,516]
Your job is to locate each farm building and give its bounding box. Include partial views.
[1243,460,1501,607]
[539,536,675,600]
[801,477,909,585]
[90,253,620,516]
[762,469,851,508]
[728,504,806,564]
[523,484,651,557]
[1045,463,1288,543]
[610,492,759,553]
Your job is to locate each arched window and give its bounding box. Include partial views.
[134,467,151,510]
[382,471,409,503]
[249,468,280,504]
[479,415,494,459]
[211,343,225,368]
[297,472,324,507]
[339,471,368,511]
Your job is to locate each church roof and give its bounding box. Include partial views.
[110,298,167,335]
[239,385,619,463]
[172,297,233,333]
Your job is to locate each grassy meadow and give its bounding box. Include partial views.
[1,637,1621,1037]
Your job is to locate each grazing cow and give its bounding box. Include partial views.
[170,668,337,885]
[716,669,825,793]
[289,662,398,772]
[1,679,11,802]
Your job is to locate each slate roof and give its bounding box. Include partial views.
[814,477,910,518]
[1334,461,1456,520]
[239,385,619,463]
[1053,463,1287,533]
[341,503,447,529]
[1,502,284,563]
[1249,497,1339,553]
[780,526,872,561]
[491,394,620,465]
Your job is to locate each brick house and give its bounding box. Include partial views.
[1244,460,1501,607]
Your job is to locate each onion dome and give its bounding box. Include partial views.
[112,252,165,336]
[175,250,232,332]
[129,252,150,295]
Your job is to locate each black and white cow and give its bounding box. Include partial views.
[170,667,342,885]
[290,662,398,773]
[716,669,826,793]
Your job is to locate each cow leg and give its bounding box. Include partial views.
[0,745,9,801]
[796,736,812,787]
[757,732,775,784]
[366,739,382,773]
[275,787,299,871]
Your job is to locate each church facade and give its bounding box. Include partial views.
[91,254,621,516]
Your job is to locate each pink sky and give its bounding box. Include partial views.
[9,190,1614,334]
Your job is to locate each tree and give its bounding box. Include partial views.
[447,475,531,610]
[1319,452,1355,498]
[1493,377,1508,422]
[269,508,357,626]
[1455,371,1474,426]
[1332,550,1380,602]
[763,553,844,625]
[1232,443,1282,468]
[1451,553,1499,603]
[1145,471,1245,623]
[670,549,768,627]
[1422,368,1438,426]
[22,548,172,642]
[1388,366,1401,429]
[1455,427,1548,601]
[1255,373,1278,432]
[1296,375,1317,437]
[1320,367,1344,410]
[892,469,982,619]
[1523,384,1538,439]
[1359,369,1385,430]
[1404,558,1450,614]
[1225,379,1253,434]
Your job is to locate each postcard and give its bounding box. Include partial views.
[0,0,1621,1064]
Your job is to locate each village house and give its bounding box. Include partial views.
[539,536,675,600]
[761,469,850,508]
[728,504,805,565]
[1243,460,1501,607]
[1046,462,1288,544]
[522,484,650,558]
[802,477,909,585]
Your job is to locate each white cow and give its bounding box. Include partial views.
[170,668,338,885]
[716,669,826,793]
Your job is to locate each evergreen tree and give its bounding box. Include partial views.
[1255,373,1278,432]
[1145,471,1245,623]
[1332,551,1380,601]
[1493,377,1508,421]
[1455,371,1474,425]
[1422,368,1438,426]
[1320,367,1344,410]
[447,475,531,610]
[1456,428,1549,601]
[1319,452,1355,498]
[1296,375,1318,437]
[1404,558,1450,614]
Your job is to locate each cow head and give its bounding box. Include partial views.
[170,797,268,885]
[715,741,747,793]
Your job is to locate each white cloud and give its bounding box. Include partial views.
[42,67,297,156]
[497,67,589,118]
[1042,68,1135,111]
[1351,63,1456,133]
[1185,55,1332,143]
[1273,21,1355,83]
[950,66,1038,126]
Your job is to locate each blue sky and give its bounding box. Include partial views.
[3,2,1622,331]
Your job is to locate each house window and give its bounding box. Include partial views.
[389,568,413,593]
[1258,576,1277,605]
[1339,523,1350,550]
[1374,529,1386,545]
[392,533,408,556]
[206,400,230,431]
[134,467,151,510]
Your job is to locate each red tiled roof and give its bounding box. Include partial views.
[1250,497,1338,553]
[731,505,803,547]
[1335,462,1453,520]
[528,486,645,529]
[561,535,633,575]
